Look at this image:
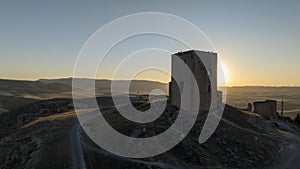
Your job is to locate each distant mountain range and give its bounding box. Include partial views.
[0,78,168,98]
[39,77,169,95]
[0,78,168,114]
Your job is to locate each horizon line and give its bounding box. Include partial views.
[1,76,300,88]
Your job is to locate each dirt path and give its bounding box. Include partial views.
[70,124,86,169]
[72,106,182,169]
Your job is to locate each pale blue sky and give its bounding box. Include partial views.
[0,0,299,86]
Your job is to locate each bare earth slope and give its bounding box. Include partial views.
[0,99,299,169]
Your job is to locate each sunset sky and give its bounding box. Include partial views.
[0,0,299,86]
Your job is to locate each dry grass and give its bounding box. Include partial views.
[21,92,72,100]
[21,111,76,128]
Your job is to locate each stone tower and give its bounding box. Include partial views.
[168,50,218,112]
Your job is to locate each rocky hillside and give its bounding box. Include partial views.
[83,104,300,168]
[0,98,299,169]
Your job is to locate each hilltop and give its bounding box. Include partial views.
[0,97,299,168]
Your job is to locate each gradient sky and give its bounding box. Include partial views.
[0,0,299,86]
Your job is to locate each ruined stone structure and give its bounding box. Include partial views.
[168,50,218,112]
[253,100,278,120]
[242,103,253,112]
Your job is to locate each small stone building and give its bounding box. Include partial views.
[253,100,278,120]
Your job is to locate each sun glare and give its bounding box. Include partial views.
[218,62,230,87]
